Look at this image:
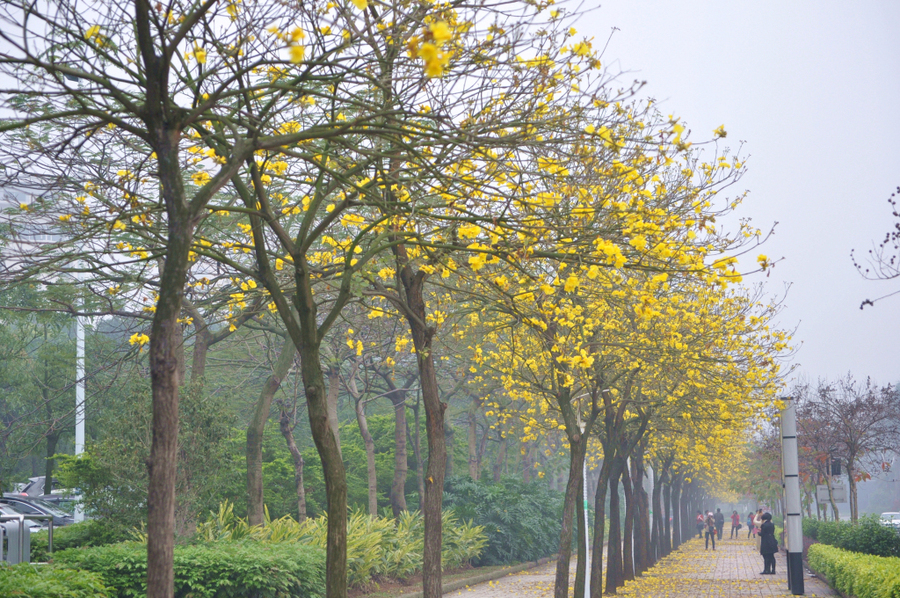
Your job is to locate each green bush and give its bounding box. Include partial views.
[808,515,900,558]
[442,476,563,566]
[52,541,325,598]
[808,543,900,598]
[192,502,485,586]
[31,520,134,562]
[802,517,819,540]
[0,563,109,598]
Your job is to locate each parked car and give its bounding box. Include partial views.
[880,512,900,529]
[15,476,62,497]
[0,496,74,527]
[0,504,44,533]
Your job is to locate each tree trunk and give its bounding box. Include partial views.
[589,458,611,598]
[650,467,662,562]
[522,443,532,484]
[247,338,296,526]
[189,321,210,384]
[410,395,425,506]
[145,146,194,598]
[44,431,60,496]
[622,461,635,582]
[467,406,479,480]
[493,432,506,483]
[444,413,454,479]
[574,471,586,598]
[279,411,307,522]
[326,366,342,450]
[409,329,446,598]
[662,478,672,554]
[355,396,378,516]
[670,477,682,550]
[605,457,625,594]
[554,435,586,598]
[631,453,650,574]
[389,386,409,516]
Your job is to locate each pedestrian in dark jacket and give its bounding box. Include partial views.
[759,512,778,574]
[714,508,725,540]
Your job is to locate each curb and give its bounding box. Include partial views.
[396,555,557,598]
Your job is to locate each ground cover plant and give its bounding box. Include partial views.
[0,564,109,598]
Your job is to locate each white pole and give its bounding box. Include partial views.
[74,272,85,523]
[781,397,803,594]
[583,454,590,598]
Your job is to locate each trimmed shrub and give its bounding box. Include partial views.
[0,563,109,598]
[807,515,900,558]
[808,543,900,598]
[442,476,563,566]
[52,541,325,598]
[31,520,134,562]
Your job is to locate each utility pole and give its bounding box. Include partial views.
[780,397,804,595]
[74,270,85,523]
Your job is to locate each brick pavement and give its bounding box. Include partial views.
[453,535,838,597]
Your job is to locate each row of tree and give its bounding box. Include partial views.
[0,1,790,597]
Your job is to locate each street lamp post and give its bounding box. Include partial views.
[780,397,804,595]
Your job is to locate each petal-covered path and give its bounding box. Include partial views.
[454,536,837,597]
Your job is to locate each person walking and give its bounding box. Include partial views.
[696,510,705,538]
[714,508,725,540]
[730,510,742,538]
[746,512,755,538]
[759,512,778,574]
[705,511,717,550]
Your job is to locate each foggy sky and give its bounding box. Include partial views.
[578,0,900,385]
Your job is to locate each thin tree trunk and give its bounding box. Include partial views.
[326,366,341,450]
[247,338,296,526]
[671,477,682,551]
[631,453,650,574]
[279,410,307,522]
[411,395,425,506]
[650,467,662,562]
[346,363,378,517]
[355,396,378,516]
[589,458,610,598]
[388,384,409,516]
[554,436,586,598]
[467,399,481,480]
[44,431,59,496]
[605,457,625,594]
[574,472,586,598]
[622,460,635,582]
[493,432,506,483]
[444,413,454,479]
[663,479,672,555]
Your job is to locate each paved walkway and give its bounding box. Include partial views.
[452,536,837,597]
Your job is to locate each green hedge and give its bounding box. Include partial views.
[31,520,134,562]
[808,543,900,598]
[52,541,325,598]
[0,564,109,598]
[803,515,900,558]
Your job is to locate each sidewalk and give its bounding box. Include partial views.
[453,535,837,597]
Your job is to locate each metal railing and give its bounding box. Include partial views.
[0,513,55,563]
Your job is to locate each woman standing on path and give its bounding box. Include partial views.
[704,512,717,550]
[730,510,741,538]
[759,512,778,574]
[747,512,754,538]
